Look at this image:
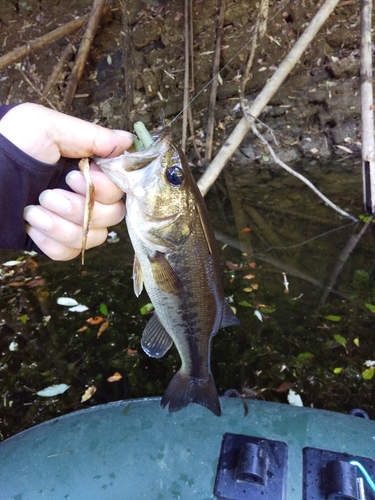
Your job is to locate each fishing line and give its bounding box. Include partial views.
[262,221,359,253]
[170,0,294,125]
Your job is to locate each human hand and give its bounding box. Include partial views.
[0,103,133,260]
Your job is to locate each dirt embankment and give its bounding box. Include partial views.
[0,0,362,165]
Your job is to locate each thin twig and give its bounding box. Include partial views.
[204,0,226,164]
[18,67,58,110]
[181,0,191,152]
[42,40,75,97]
[63,0,106,107]
[249,119,358,221]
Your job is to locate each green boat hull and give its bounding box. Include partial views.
[0,398,374,499]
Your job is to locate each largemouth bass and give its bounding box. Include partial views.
[95,129,239,416]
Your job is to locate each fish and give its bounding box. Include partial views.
[95,128,239,416]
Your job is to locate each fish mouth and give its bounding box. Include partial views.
[124,128,172,172]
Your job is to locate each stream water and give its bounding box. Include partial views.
[1,154,374,440]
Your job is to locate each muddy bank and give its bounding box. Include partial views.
[0,0,362,166]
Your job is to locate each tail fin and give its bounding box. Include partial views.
[160,370,221,416]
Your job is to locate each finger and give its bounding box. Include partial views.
[24,205,109,250]
[65,165,125,204]
[46,106,134,161]
[26,227,82,261]
[37,189,125,227]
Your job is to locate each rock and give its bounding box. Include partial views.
[141,69,159,99]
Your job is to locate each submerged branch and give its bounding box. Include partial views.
[320,217,373,303]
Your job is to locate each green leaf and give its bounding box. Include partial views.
[99,303,108,315]
[297,352,314,363]
[333,367,342,374]
[362,368,375,380]
[20,314,28,324]
[140,303,154,315]
[333,334,347,346]
[353,338,360,347]
[325,315,341,322]
[365,303,375,314]
[262,155,270,162]
[260,307,275,314]
[238,301,252,307]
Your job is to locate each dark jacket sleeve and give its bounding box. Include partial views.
[0,104,79,252]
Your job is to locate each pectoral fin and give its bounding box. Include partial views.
[141,314,174,358]
[132,254,144,297]
[149,252,183,295]
[219,301,240,329]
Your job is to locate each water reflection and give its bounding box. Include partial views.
[1,156,374,439]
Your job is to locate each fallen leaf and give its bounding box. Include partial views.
[140,303,154,315]
[251,283,259,290]
[87,316,104,325]
[77,325,88,332]
[336,144,353,154]
[26,278,46,288]
[69,304,89,312]
[99,303,108,315]
[127,348,137,356]
[57,297,79,307]
[243,274,255,280]
[8,281,25,287]
[225,261,240,270]
[249,262,256,269]
[243,287,253,293]
[97,320,109,338]
[287,388,303,407]
[107,372,123,382]
[37,384,70,397]
[81,386,97,402]
[275,381,291,393]
[2,260,24,267]
[254,310,263,322]
[241,227,252,232]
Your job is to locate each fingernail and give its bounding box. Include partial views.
[66,170,83,184]
[23,206,53,231]
[113,129,135,139]
[39,189,72,215]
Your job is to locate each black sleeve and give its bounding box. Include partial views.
[0,104,80,252]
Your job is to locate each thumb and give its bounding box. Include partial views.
[0,103,133,164]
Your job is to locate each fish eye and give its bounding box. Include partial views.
[166,165,184,186]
